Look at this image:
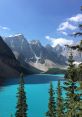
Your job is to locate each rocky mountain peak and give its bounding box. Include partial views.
[3,34,67,71]
[55,44,62,49]
[6,34,28,43]
[46,44,52,48]
[54,44,63,53]
[9,33,24,38]
[30,40,42,47]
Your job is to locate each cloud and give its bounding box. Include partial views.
[0,26,10,30]
[59,31,68,36]
[68,14,82,22]
[45,36,74,47]
[45,36,50,40]
[57,14,82,35]
[0,26,11,36]
[57,21,77,31]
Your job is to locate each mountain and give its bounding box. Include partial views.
[4,34,66,71]
[0,36,41,79]
[4,34,34,61]
[1,33,81,78]
[3,34,82,72]
[0,36,21,78]
[55,44,82,62]
[54,44,64,54]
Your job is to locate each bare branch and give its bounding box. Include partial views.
[73,32,82,37]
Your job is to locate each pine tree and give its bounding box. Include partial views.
[46,82,56,117]
[66,51,77,81]
[64,6,82,117]
[68,7,82,116]
[64,52,78,117]
[75,64,82,116]
[15,73,28,117]
[77,63,82,80]
[56,80,64,117]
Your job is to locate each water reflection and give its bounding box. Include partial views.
[0,74,64,87]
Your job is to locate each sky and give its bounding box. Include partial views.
[0,0,82,46]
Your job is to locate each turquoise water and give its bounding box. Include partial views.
[0,74,64,117]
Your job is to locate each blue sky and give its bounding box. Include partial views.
[0,0,82,46]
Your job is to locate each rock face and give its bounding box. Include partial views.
[4,34,67,71]
[0,36,20,78]
[56,44,82,62]
[3,34,82,71]
[0,36,41,79]
[4,34,34,61]
[4,34,81,71]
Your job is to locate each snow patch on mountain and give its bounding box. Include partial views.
[3,34,82,71]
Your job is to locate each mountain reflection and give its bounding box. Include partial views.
[0,74,64,87]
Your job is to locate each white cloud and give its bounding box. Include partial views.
[0,26,10,30]
[0,26,11,36]
[45,36,50,40]
[57,13,82,35]
[60,31,68,36]
[57,21,77,31]
[45,36,74,47]
[68,14,82,22]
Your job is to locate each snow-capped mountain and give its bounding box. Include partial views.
[3,34,68,71]
[4,34,34,60]
[54,43,82,62]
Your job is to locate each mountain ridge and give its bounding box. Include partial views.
[0,36,42,79]
[3,34,67,71]
[4,34,81,71]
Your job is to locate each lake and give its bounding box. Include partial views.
[0,74,64,117]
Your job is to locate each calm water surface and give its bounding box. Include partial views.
[0,74,64,117]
